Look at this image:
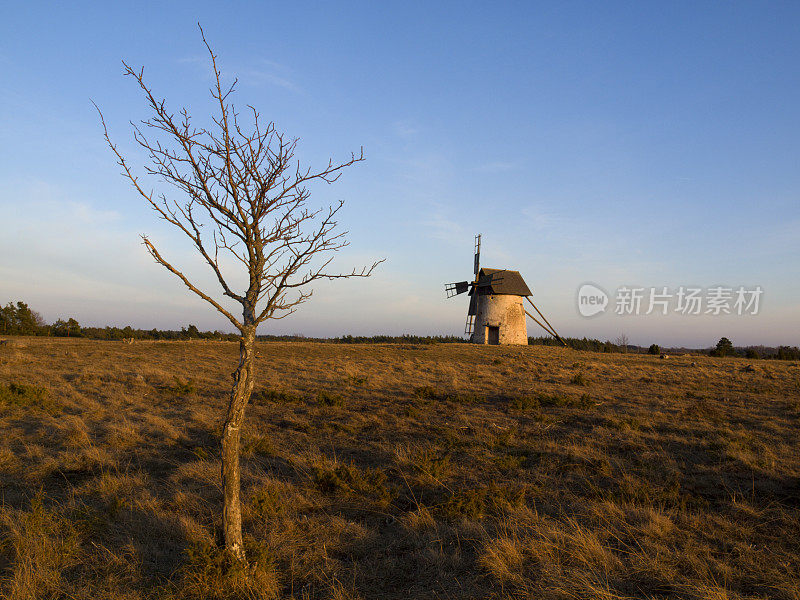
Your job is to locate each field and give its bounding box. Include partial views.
[0,337,799,599]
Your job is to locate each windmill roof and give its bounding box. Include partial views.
[473,268,532,296]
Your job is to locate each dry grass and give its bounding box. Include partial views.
[0,337,798,599]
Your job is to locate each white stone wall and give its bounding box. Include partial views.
[471,294,528,345]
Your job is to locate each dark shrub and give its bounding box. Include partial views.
[715,337,734,357]
[0,382,55,412]
[166,378,196,397]
[251,389,302,405]
[316,390,344,406]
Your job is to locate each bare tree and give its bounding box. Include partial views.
[95,28,381,563]
[615,332,630,353]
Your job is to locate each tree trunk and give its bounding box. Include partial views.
[221,324,256,562]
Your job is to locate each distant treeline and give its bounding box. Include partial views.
[0,301,240,341]
[2,300,798,359]
[330,334,467,344]
[0,302,467,344]
[528,336,626,353]
[526,334,800,361]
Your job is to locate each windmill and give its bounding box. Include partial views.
[445,234,567,346]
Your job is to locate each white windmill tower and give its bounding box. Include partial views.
[445,234,566,346]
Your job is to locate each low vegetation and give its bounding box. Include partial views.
[0,382,56,413]
[6,299,800,360]
[0,337,798,598]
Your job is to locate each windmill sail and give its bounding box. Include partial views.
[445,281,470,297]
[465,314,475,335]
[473,234,481,275]
[467,293,478,315]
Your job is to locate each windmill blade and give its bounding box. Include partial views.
[473,234,481,276]
[464,291,479,335]
[465,314,475,335]
[464,292,478,334]
[468,293,478,315]
[444,281,470,298]
[471,271,504,293]
[481,271,504,287]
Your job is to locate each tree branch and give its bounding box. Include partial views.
[96,27,381,336]
[142,237,243,330]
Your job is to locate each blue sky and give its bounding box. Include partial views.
[1,2,798,346]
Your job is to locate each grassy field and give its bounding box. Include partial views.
[0,337,798,599]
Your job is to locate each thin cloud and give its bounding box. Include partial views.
[392,119,420,140]
[177,55,215,80]
[2,180,122,224]
[422,205,465,244]
[178,55,302,93]
[239,59,301,93]
[475,160,518,173]
[424,214,464,243]
[521,204,566,231]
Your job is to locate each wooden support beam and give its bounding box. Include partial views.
[524,297,568,347]
[525,309,558,338]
